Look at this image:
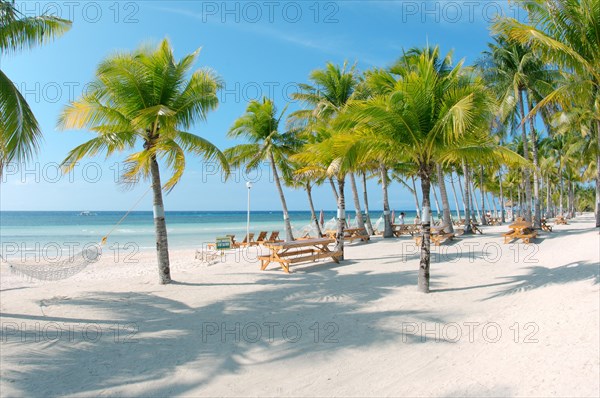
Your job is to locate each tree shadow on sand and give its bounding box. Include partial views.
[2,268,448,397]
[432,261,599,299]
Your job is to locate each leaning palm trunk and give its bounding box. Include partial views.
[432,183,441,219]
[329,177,339,202]
[470,175,481,223]
[457,172,466,218]
[306,183,322,237]
[462,161,473,234]
[417,168,432,293]
[269,153,294,241]
[349,173,366,231]
[380,165,393,238]
[528,96,542,228]
[436,163,454,233]
[518,90,533,222]
[491,194,498,217]
[450,169,462,220]
[150,155,172,285]
[362,172,374,235]
[559,170,564,215]
[410,175,421,218]
[335,176,346,260]
[480,166,487,225]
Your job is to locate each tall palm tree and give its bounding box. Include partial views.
[225,98,297,241]
[0,0,71,171]
[59,39,227,284]
[348,47,509,293]
[494,0,600,227]
[291,62,363,232]
[478,35,553,227]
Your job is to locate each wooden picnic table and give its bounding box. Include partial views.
[504,221,537,244]
[414,225,456,246]
[391,224,420,237]
[259,238,342,273]
[325,228,369,243]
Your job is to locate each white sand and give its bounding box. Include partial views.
[1,214,598,397]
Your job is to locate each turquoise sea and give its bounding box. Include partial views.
[0,210,420,253]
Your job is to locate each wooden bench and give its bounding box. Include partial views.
[259,238,342,273]
[503,230,517,244]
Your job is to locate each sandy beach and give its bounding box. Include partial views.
[1,214,598,397]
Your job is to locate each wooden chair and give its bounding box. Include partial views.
[540,219,553,232]
[233,233,255,248]
[265,231,283,243]
[254,231,268,245]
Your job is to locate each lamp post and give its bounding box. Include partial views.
[246,181,253,242]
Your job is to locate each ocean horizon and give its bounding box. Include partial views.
[0,210,422,252]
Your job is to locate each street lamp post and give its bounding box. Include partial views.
[246,181,253,242]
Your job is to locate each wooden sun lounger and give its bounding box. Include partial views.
[258,238,342,273]
[265,231,283,243]
[254,231,268,245]
[232,233,255,248]
[555,216,568,225]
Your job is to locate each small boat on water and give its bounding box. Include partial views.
[78,211,97,216]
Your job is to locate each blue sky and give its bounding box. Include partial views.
[0,0,520,211]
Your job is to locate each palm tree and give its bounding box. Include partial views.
[348,47,509,293]
[478,35,553,227]
[59,39,227,284]
[0,0,71,171]
[291,62,363,234]
[225,98,297,241]
[494,0,600,227]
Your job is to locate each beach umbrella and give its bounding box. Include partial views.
[319,210,324,227]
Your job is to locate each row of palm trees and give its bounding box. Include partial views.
[2,0,598,290]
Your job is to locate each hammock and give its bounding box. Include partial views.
[2,187,151,281]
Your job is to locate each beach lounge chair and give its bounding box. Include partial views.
[265,231,283,243]
[233,233,255,248]
[254,231,268,245]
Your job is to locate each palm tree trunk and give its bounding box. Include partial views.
[329,177,339,202]
[491,193,498,218]
[567,178,574,218]
[150,155,172,285]
[527,93,542,228]
[518,89,533,222]
[349,172,365,231]
[559,169,564,216]
[269,153,294,241]
[457,171,466,215]
[462,161,473,234]
[450,169,462,220]
[546,174,552,217]
[510,189,515,221]
[499,170,505,223]
[432,183,441,219]
[518,183,523,217]
[362,172,374,235]
[306,183,322,237]
[436,163,454,233]
[480,165,487,225]
[380,165,393,238]
[417,167,432,294]
[471,175,481,223]
[410,175,421,218]
[335,176,346,260]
